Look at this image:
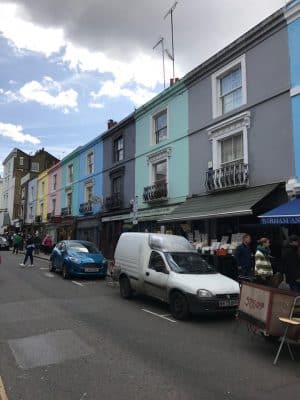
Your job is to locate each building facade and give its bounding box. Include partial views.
[46,161,62,242]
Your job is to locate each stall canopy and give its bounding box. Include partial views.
[259,198,300,224]
[157,184,279,223]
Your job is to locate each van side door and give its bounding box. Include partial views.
[144,251,169,301]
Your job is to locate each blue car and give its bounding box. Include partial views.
[50,240,107,279]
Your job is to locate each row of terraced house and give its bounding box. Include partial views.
[1,1,300,258]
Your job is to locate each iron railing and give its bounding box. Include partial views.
[205,161,249,192]
[105,192,123,210]
[79,202,93,215]
[61,207,71,216]
[143,181,168,202]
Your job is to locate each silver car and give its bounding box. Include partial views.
[0,237,9,250]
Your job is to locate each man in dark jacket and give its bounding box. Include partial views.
[282,235,300,292]
[19,234,35,267]
[235,234,253,277]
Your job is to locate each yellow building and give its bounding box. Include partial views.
[36,169,49,223]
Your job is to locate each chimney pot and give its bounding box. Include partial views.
[170,78,174,87]
[107,119,118,129]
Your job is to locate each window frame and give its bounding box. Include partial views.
[66,191,72,212]
[19,157,24,166]
[86,151,94,175]
[220,133,244,166]
[31,162,40,172]
[211,55,247,119]
[67,164,74,184]
[113,136,124,163]
[52,174,57,191]
[150,108,168,145]
[85,183,94,203]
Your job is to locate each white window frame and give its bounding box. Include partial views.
[66,191,72,211]
[52,198,56,214]
[207,111,250,169]
[147,148,171,186]
[211,55,247,119]
[86,151,94,175]
[150,107,169,145]
[31,162,39,172]
[68,164,74,184]
[20,157,24,166]
[41,181,45,196]
[85,183,94,203]
[52,174,57,191]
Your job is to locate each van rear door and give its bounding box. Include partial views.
[144,251,169,301]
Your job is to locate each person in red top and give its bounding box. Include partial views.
[43,234,53,254]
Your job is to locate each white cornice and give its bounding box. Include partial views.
[207,111,251,140]
[146,147,172,165]
[285,2,300,24]
[291,85,300,97]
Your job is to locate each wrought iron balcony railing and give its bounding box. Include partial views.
[47,212,55,220]
[79,202,93,215]
[105,192,123,210]
[205,161,249,192]
[61,207,71,216]
[143,181,168,203]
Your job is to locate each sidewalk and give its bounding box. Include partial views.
[19,250,51,262]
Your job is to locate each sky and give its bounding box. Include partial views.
[0,0,286,173]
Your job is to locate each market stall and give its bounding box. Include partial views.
[238,281,300,339]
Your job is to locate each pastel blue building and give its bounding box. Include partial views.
[76,136,104,244]
[26,177,38,226]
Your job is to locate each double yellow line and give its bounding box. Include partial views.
[0,376,8,400]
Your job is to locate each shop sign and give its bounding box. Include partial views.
[261,216,300,224]
[239,285,270,323]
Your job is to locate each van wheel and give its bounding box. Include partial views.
[119,276,132,299]
[170,292,189,320]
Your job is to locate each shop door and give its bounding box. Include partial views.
[144,251,169,301]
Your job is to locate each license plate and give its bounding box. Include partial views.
[84,267,99,272]
[219,299,239,307]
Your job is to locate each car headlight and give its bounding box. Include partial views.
[69,256,81,264]
[197,289,213,297]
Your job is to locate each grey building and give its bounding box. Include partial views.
[159,9,292,250]
[101,115,136,259]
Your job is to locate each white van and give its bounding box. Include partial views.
[114,233,240,319]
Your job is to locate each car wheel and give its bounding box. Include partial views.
[62,264,70,280]
[119,275,132,299]
[49,258,56,272]
[170,291,189,320]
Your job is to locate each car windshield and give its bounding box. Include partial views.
[165,252,216,274]
[67,242,100,254]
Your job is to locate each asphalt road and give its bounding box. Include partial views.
[0,250,300,400]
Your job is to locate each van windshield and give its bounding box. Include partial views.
[166,252,217,275]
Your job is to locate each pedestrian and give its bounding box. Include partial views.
[42,234,53,254]
[235,234,253,277]
[282,235,300,292]
[12,233,22,254]
[254,237,273,284]
[33,233,41,255]
[19,234,35,267]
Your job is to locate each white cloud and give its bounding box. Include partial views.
[8,80,17,85]
[0,122,40,144]
[0,4,65,57]
[91,80,157,107]
[1,76,79,112]
[88,102,104,109]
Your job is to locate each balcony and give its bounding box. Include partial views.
[143,181,168,203]
[105,192,123,211]
[35,215,41,223]
[47,212,55,221]
[61,207,71,216]
[205,161,249,193]
[79,202,93,215]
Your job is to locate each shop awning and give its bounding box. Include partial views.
[259,198,300,224]
[157,184,279,223]
[129,206,177,222]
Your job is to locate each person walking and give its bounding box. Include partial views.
[254,237,273,284]
[12,233,22,254]
[282,235,300,292]
[235,234,253,277]
[33,233,41,255]
[19,234,35,267]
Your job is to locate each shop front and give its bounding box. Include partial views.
[57,216,76,242]
[76,214,101,247]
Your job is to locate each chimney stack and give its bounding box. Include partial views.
[170,78,174,87]
[107,119,118,129]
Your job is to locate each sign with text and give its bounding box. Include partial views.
[239,285,271,323]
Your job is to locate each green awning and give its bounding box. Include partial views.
[157,184,279,222]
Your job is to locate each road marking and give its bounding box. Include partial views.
[142,309,177,323]
[72,281,84,287]
[40,267,48,270]
[44,272,55,278]
[0,376,8,400]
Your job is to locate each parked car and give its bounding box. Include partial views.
[50,240,107,279]
[0,237,9,250]
[114,233,240,320]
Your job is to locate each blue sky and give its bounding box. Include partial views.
[0,0,285,173]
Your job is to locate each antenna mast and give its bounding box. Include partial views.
[153,37,166,89]
[164,1,178,80]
